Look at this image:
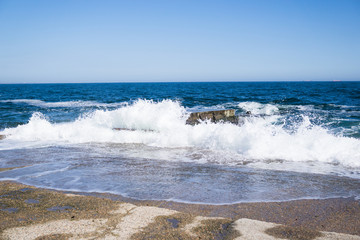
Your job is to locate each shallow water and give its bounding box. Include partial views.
[0,82,359,203]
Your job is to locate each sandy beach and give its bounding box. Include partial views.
[0,180,359,240]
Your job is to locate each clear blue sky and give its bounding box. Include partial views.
[0,0,359,83]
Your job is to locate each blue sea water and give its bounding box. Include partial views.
[0,82,359,204]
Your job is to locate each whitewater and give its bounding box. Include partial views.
[0,82,359,203]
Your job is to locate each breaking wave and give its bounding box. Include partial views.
[1,99,360,170]
[238,101,279,115]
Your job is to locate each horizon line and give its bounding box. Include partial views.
[0,80,359,84]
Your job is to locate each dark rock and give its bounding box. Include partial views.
[167,218,180,228]
[0,135,5,140]
[186,109,238,125]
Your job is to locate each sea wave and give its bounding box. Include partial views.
[1,99,359,169]
[0,99,126,108]
[238,101,279,115]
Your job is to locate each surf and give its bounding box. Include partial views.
[1,99,359,171]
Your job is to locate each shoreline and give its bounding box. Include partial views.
[0,180,359,239]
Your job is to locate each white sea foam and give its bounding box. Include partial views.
[238,102,279,115]
[0,99,125,108]
[1,99,359,170]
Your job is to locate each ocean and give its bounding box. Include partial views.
[0,82,359,204]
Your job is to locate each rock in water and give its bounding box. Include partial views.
[186,109,238,125]
[0,135,5,140]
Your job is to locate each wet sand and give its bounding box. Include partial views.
[0,180,359,239]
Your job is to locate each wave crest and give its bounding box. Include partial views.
[1,99,359,169]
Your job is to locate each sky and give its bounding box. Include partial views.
[0,0,359,83]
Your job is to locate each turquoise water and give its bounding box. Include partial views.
[0,82,359,203]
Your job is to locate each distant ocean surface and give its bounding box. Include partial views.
[0,82,359,204]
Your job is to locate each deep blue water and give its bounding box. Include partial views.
[1,82,360,134]
[0,82,359,203]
